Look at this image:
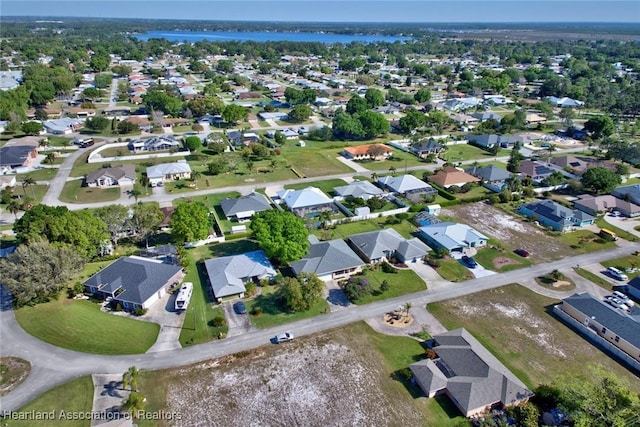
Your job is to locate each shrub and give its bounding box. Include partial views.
[380,280,390,292]
[425,348,438,359]
[245,281,257,297]
[218,332,227,339]
[211,316,226,327]
[251,306,263,317]
[342,276,373,301]
[115,303,123,312]
[133,307,147,316]
[409,204,424,212]
[381,261,398,274]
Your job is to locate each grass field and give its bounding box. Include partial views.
[316,217,418,241]
[245,284,329,329]
[16,168,58,181]
[601,255,640,280]
[15,297,159,354]
[428,284,640,392]
[59,180,121,203]
[280,143,354,177]
[432,258,474,282]
[557,229,617,253]
[5,376,94,427]
[575,268,615,290]
[285,178,348,195]
[350,268,427,305]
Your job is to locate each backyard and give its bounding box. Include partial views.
[428,283,640,391]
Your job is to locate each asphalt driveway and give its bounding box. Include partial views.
[223,301,257,337]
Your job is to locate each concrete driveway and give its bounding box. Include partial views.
[144,290,186,353]
[323,280,352,312]
[223,301,257,337]
[405,261,450,290]
[466,262,497,278]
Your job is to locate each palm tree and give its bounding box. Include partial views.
[121,391,145,417]
[318,210,332,230]
[389,166,397,175]
[21,175,36,200]
[546,144,557,165]
[129,188,143,203]
[191,170,202,181]
[7,200,21,218]
[246,160,254,175]
[122,366,140,391]
[371,172,378,182]
[404,302,413,317]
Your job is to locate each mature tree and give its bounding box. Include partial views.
[186,97,225,117]
[359,111,390,138]
[93,73,113,90]
[222,104,248,124]
[207,159,226,175]
[82,87,102,100]
[332,111,365,140]
[143,89,183,117]
[399,109,427,133]
[414,88,432,103]
[507,146,523,173]
[584,115,615,141]
[346,96,369,115]
[364,88,385,108]
[170,201,211,243]
[14,205,108,258]
[129,203,163,247]
[0,238,85,307]
[89,52,111,71]
[112,65,132,77]
[426,110,450,134]
[85,116,110,131]
[554,365,640,427]
[94,205,130,249]
[117,120,138,134]
[184,135,202,152]
[581,166,622,194]
[216,59,233,73]
[288,104,312,123]
[277,277,306,312]
[250,210,309,264]
[205,132,228,154]
[21,121,43,136]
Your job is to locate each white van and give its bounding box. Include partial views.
[607,267,629,281]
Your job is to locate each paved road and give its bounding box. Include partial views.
[0,244,634,412]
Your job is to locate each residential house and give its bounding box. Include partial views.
[518,200,594,232]
[525,113,547,126]
[220,192,272,222]
[550,156,589,175]
[0,70,22,91]
[546,96,585,108]
[276,186,336,218]
[468,134,521,149]
[0,139,39,173]
[465,164,512,193]
[83,256,184,311]
[409,140,443,159]
[518,160,555,183]
[42,118,84,135]
[428,166,480,189]
[0,175,17,190]
[290,237,365,281]
[612,184,640,206]
[333,180,384,200]
[258,111,289,121]
[573,195,640,218]
[348,228,430,264]
[472,111,501,122]
[128,136,180,152]
[146,161,192,187]
[410,328,534,417]
[85,164,136,188]
[555,293,640,372]
[204,250,276,301]
[378,175,437,200]
[227,130,260,146]
[342,144,393,161]
[418,222,488,253]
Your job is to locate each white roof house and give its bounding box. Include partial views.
[378,175,437,197]
[418,222,488,253]
[43,118,84,135]
[334,180,384,200]
[146,161,192,185]
[276,186,335,217]
[204,250,276,300]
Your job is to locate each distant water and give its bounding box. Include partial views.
[134,30,409,44]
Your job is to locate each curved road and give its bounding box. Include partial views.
[0,244,634,412]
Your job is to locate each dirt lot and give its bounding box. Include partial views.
[0,357,30,396]
[443,203,573,262]
[155,325,432,427]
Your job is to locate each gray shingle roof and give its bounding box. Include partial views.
[378,174,434,194]
[410,329,533,416]
[204,250,276,299]
[83,256,182,305]
[86,164,136,184]
[333,181,384,199]
[418,222,487,251]
[465,165,511,182]
[290,239,364,277]
[277,187,333,209]
[0,146,35,168]
[562,293,640,349]
[348,229,429,262]
[220,192,272,218]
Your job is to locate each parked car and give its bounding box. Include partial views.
[607,267,629,281]
[514,248,530,258]
[605,296,624,308]
[233,301,247,315]
[462,255,478,268]
[273,332,294,343]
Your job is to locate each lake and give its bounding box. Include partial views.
[134,30,409,44]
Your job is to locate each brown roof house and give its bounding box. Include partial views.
[428,166,480,188]
[410,329,533,417]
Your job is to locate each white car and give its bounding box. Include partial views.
[605,296,624,308]
[273,332,294,343]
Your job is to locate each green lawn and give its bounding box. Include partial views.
[575,268,615,291]
[363,149,426,171]
[280,143,354,177]
[179,256,228,347]
[46,136,73,147]
[473,246,532,272]
[316,217,417,241]
[557,229,617,253]
[350,268,427,305]
[428,284,640,392]
[594,217,639,242]
[59,180,121,203]
[245,284,329,329]
[5,376,93,427]
[432,258,474,282]
[172,191,242,207]
[440,144,510,163]
[15,297,159,354]
[285,178,348,195]
[7,184,49,205]
[16,168,58,181]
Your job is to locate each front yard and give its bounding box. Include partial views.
[346,267,427,305]
[59,180,121,203]
[15,296,159,355]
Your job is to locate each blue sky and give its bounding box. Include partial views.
[2,1,639,23]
